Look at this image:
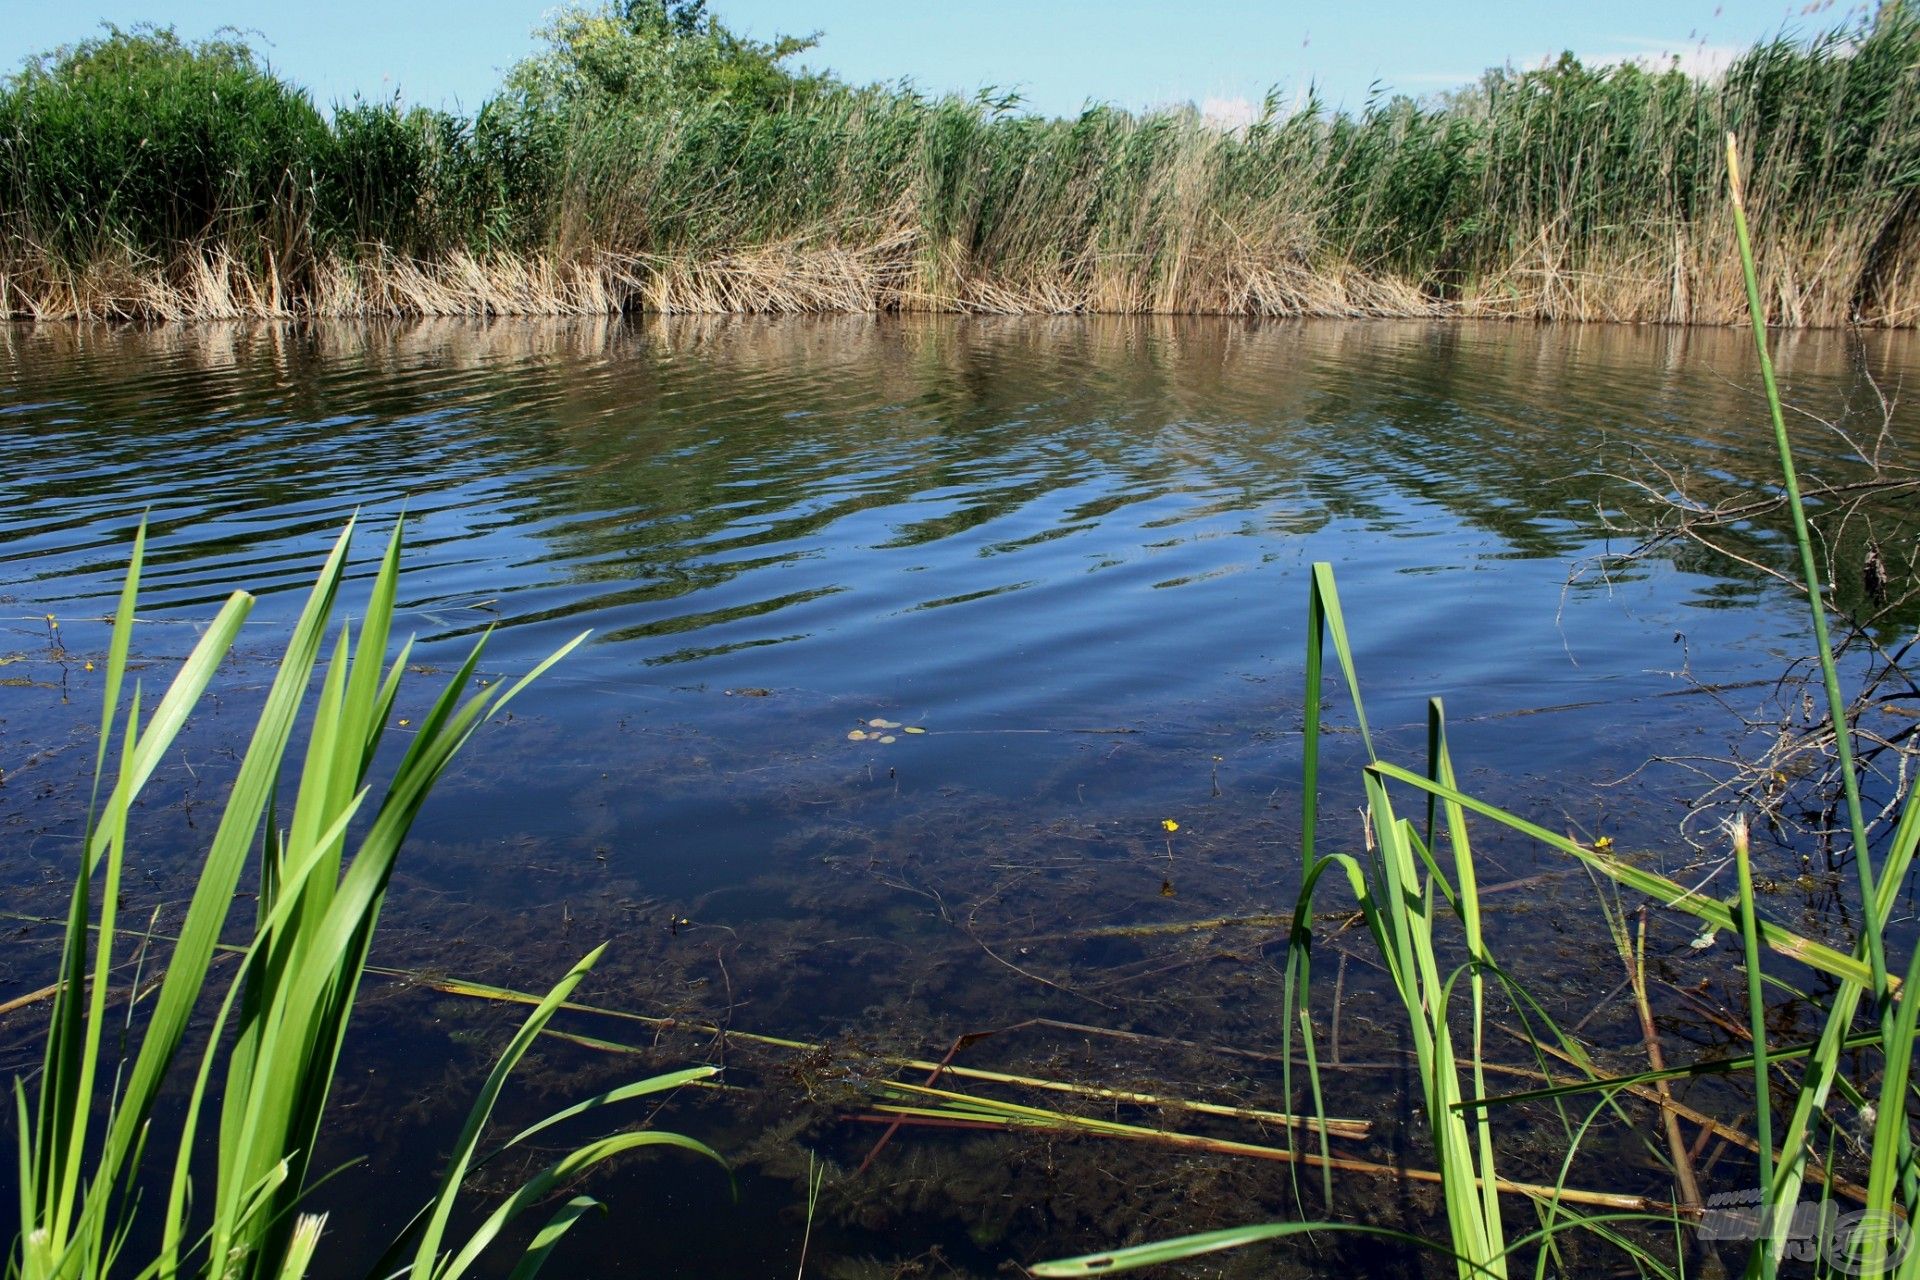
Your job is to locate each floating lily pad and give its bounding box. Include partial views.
[868,717,899,729]
[903,726,926,734]
[847,729,869,741]
[878,735,897,744]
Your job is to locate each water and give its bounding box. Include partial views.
[1,316,1916,1277]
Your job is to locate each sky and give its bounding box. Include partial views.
[0,0,1879,119]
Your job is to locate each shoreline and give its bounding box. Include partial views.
[5,245,1915,327]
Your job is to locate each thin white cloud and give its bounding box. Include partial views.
[1398,37,1750,97]
[1571,38,1748,79]
[1200,94,1261,129]
[1395,71,1482,87]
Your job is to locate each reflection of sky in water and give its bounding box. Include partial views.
[7,320,1913,707]
[2,317,1918,1273]
[4,318,1918,896]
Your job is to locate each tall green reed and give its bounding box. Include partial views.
[11,518,724,1280]
[1725,130,1916,1280]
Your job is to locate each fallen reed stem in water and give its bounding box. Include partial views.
[844,1108,1698,1216]
[372,961,1883,1214]
[379,968,1371,1139]
[1011,913,1293,942]
[0,978,82,1017]
[1485,1022,1873,1205]
[1624,907,1703,1208]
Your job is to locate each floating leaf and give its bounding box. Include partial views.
[868,718,899,729]
[847,730,868,741]
[878,735,897,744]
[903,726,926,735]
[1159,880,1176,898]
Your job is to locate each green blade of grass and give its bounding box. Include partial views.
[1724,133,1886,1002]
[503,1197,604,1280]
[1367,761,1880,989]
[434,1131,728,1280]
[408,945,611,1277]
[1030,1222,1467,1277]
[97,523,355,1202]
[1732,818,1776,1280]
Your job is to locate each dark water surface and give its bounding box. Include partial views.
[2,317,1917,1277]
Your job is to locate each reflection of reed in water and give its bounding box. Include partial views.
[3,318,1912,636]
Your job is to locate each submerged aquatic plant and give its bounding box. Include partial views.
[8,518,724,1280]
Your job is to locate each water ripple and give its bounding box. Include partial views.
[3,315,1915,732]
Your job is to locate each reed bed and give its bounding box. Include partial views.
[5,10,1920,323]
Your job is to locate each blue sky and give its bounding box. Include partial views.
[0,0,1874,118]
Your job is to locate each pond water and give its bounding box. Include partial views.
[1,317,1916,1278]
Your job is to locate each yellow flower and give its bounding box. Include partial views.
[84,661,95,672]
[397,718,411,727]
[1161,819,1179,833]
[1593,835,1614,852]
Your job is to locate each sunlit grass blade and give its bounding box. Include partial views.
[1457,1030,1885,1111]
[435,1131,727,1280]
[97,523,353,1201]
[1030,1222,1465,1277]
[1731,817,1775,1279]
[1860,939,1920,1273]
[32,576,255,1273]
[270,1214,324,1280]
[503,1197,603,1280]
[1428,700,1506,1255]
[1367,762,1883,989]
[409,945,722,1278]
[494,1067,723,1153]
